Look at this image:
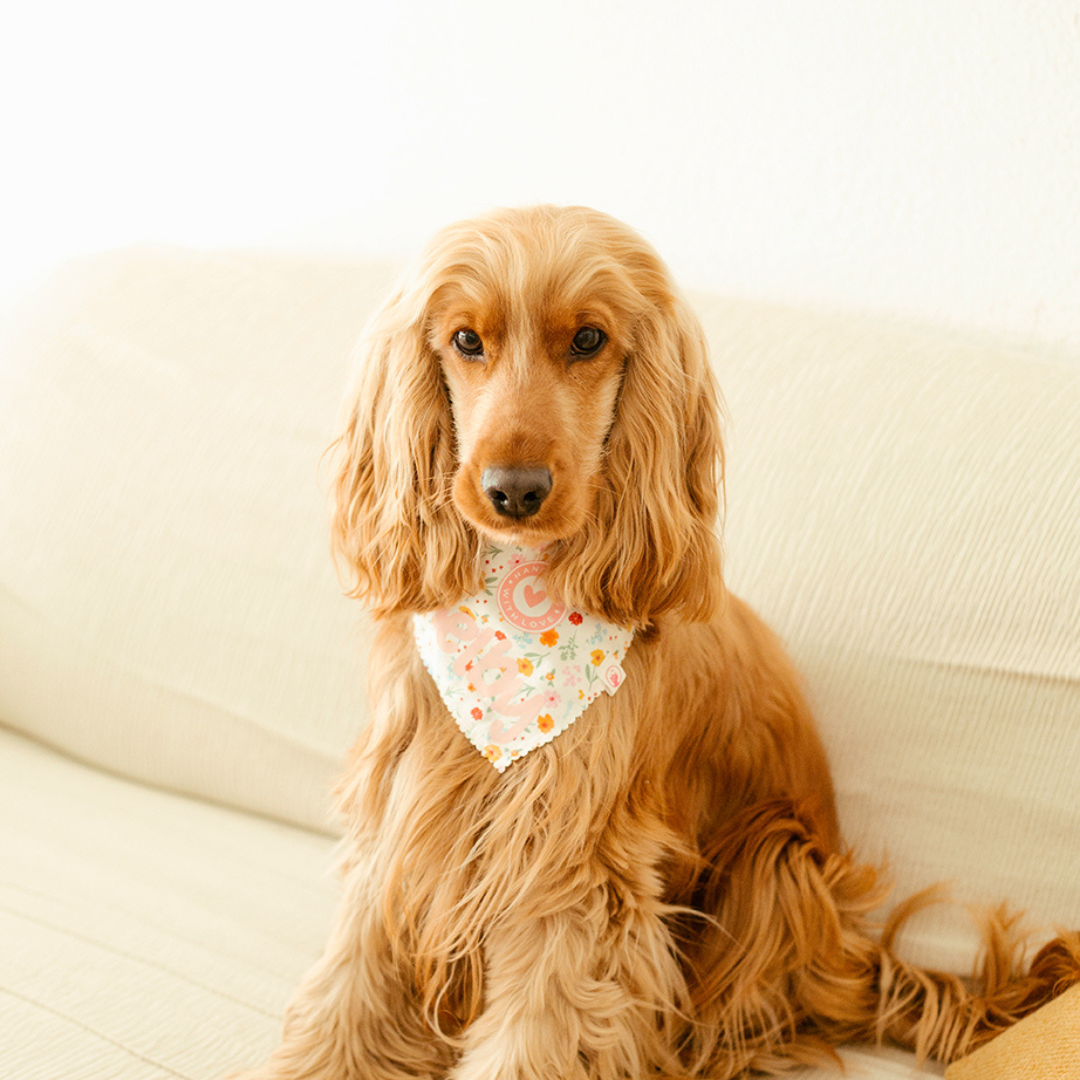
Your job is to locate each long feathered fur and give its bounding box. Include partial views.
[237,205,1080,1080]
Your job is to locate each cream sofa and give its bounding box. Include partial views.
[1,246,1078,1080]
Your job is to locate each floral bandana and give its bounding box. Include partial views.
[413,544,634,772]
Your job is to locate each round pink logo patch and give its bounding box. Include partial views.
[498,562,566,632]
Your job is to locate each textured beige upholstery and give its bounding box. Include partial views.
[0,726,337,1079]
[0,249,387,833]
[1,247,1076,1078]
[708,294,1080,971]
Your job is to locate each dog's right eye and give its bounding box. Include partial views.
[452,329,485,358]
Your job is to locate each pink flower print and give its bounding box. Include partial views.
[562,664,582,689]
[542,689,561,708]
[507,553,527,568]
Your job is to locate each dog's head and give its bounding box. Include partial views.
[330,205,724,630]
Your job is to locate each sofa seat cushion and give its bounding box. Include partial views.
[0,727,337,1079]
[0,729,943,1078]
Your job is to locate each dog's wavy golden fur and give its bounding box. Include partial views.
[239,206,1080,1080]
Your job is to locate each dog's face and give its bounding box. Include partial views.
[429,263,631,548]
[331,205,725,628]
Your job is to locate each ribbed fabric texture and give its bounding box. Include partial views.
[700,293,1080,970]
[0,249,393,833]
[0,727,337,1079]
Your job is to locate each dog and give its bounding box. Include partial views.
[237,205,1080,1080]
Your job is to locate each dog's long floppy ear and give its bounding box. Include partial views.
[548,290,726,631]
[328,280,479,618]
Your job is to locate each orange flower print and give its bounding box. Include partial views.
[458,606,476,619]
[483,745,502,762]
[539,629,559,647]
[537,714,554,733]
[495,630,506,640]
[517,657,534,677]
[590,649,605,666]
[470,707,483,720]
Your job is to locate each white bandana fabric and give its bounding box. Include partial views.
[413,545,634,772]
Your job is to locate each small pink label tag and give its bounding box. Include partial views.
[600,659,626,695]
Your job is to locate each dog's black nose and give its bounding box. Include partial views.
[481,466,553,519]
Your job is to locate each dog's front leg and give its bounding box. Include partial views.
[449,878,686,1080]
[231,855,452,1080]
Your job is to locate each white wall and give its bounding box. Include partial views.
[3,0,1079,356]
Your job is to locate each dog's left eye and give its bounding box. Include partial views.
[452,329,485,358]
[570,327,606,357]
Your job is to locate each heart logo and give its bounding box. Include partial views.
[522,584,547,609]
[498,561,566,631]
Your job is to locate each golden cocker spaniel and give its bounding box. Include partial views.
[237,206,1079,1080]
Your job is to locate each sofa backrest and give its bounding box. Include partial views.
[0,249,384,832]
[702,293,1080,970]
[1,249,1077,971]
